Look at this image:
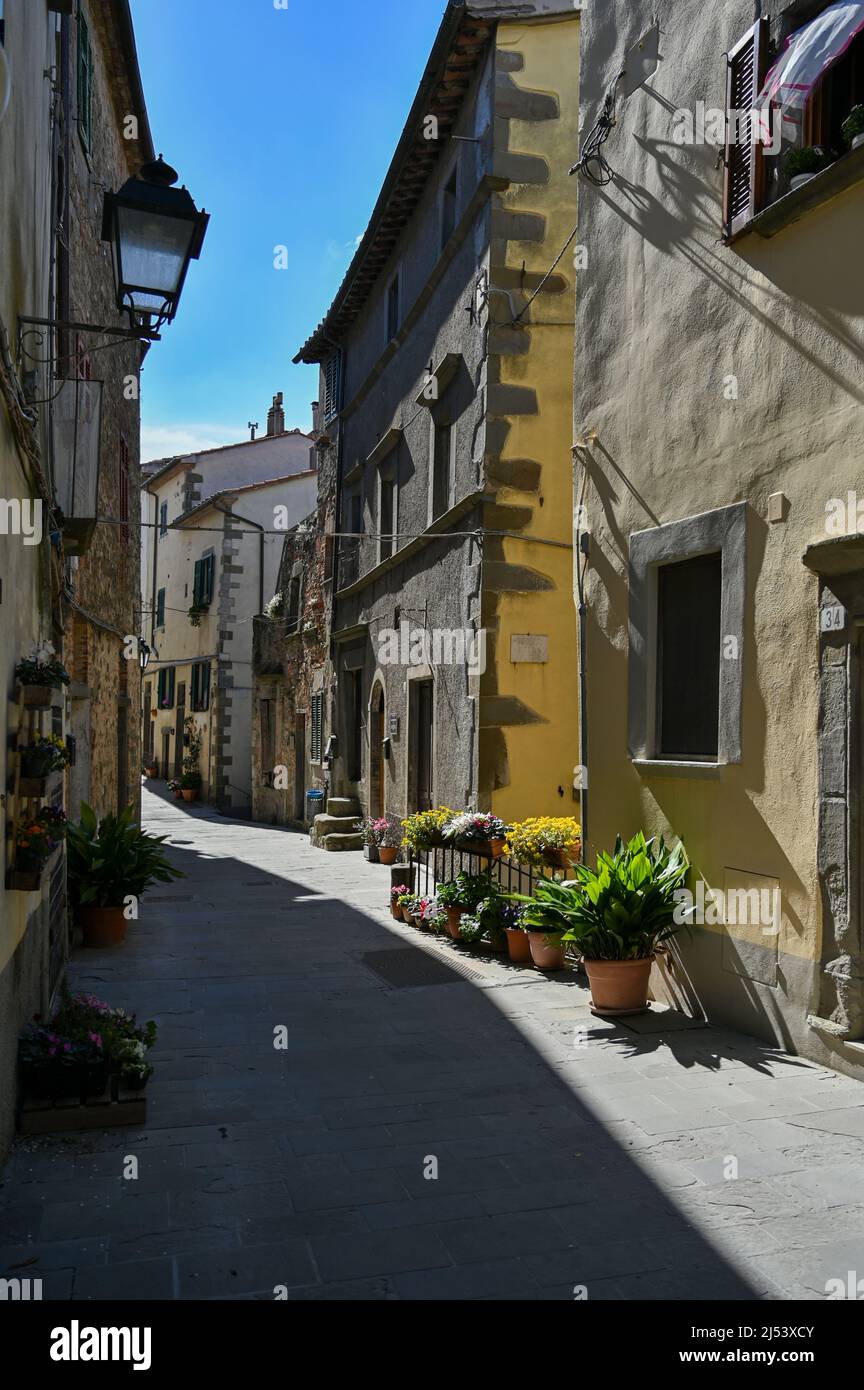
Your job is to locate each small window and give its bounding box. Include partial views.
[441,164,458,250]
[310,692,324,763]
[77,4,93,151]
[657,553,722,759]
[386,273,401,343]
[159,502,168,538]
[323,352,341,423]
[157,666,176,710]
[432,420,452,520]
[379,477,395,562]
[349,491,363,536]
[156,588,166,628]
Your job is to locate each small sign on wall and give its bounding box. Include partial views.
[821,605,847,634]
[511,635,549,664]
[389,714,400,738]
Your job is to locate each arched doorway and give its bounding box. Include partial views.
[369,683,385,818]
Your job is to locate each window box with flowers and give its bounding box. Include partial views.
[442,811,510,859]
[507,817,582,872]
[9,807,67,892]
[16,735,71,796]
[14,645,70,708]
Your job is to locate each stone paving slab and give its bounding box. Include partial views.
[1,785,863,1300]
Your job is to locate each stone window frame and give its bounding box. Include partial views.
[628,502,747,769]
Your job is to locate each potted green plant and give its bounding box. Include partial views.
[167,779,183,801]
[66,803,183,947]
[501,902,531,963]
[15,644,70,707]
[180,770,203,802]
[378,814,404,866]
[359,817,386,862]
[401,807,455,854]
[436,871,491,938]
[842,104,864,151]
[180,717,204,800]
[784,144,831,190]
[144,759,159,779]
[396,891,416,924]
[390,884,410,921]
[517,832,689,1008]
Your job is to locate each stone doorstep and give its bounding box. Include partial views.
[319,833,365,853]
[313,815,361,836]
[327,798,361,818]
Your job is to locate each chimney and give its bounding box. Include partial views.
[311,400,322,434]
[266,391,285,437]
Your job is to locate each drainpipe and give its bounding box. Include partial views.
[573,447,589,861]
[144,484,159,649]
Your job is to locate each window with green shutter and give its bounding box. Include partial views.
[193,553,215,609]
[191,661,210,712]
[77,4,93,151]
[310,693,324,763]
[156,588,166,627]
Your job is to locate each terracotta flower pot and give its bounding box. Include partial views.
[584,956,654,1014]
[400,906,413,924]
[78,905,128,948]
[182,789,198,802]
[390,902,402,920]
[379,846,399,866]
[144,766,158,779]
[505,928,532,964]
[445,907,464,939]
[543,846,580,871]
[173,789,184,801]
[528,931,567,971]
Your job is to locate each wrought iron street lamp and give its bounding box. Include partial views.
[100,155,209,335]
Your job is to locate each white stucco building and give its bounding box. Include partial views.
[141,398,317,811]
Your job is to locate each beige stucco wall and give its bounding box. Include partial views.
[575,0,864,1074]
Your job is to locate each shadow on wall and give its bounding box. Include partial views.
[0,820,806,1298]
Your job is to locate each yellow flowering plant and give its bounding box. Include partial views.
[401,806,455,853]
[507,817,582,868]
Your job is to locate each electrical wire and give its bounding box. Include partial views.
[570,69,625,187]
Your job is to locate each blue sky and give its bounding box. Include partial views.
[130,0,445,461]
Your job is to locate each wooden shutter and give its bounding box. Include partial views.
[203,553,214,605]
[118,436,129,543]
[167,668,176,707]
[723,17,770,239]
[156,588,165,626]
[323,353,341,422]
[201,662,210,710]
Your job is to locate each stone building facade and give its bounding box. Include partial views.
[252,432,336,826]
[0,0,155,1163]
[293,0,581,829]
[574,0,864,1074]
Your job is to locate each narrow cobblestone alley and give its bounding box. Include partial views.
[2,788,864,1301]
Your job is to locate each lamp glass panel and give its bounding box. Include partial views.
[116,204,196,304]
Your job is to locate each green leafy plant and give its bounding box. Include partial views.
[436,871,492,911]
[842,104,864,146]
[784,144,831,178]
[66,803,183,909]
[180,770,203,790]
[15,651,70,688]
[513,832,688,961]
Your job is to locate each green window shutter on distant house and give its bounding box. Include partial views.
[193,554,215,608]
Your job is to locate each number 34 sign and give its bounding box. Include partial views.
[821,604,847,634]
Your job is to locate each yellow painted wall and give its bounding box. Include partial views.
[489,17,581,824]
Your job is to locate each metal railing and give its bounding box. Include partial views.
[408,845,538,900]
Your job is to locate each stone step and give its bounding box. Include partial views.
[313,814,361,837]
[320,832,364,853]
[327,797,361,819]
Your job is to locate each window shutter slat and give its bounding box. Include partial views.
[723,17,769,239]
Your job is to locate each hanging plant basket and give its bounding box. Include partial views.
[17,685,61,709]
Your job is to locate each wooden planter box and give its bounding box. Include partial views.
[18,1072,148,1135]
[17,776,49,798]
